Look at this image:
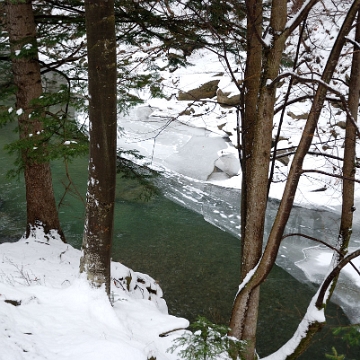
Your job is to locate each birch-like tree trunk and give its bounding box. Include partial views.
[5,0,65,241]
[80,0,117,297]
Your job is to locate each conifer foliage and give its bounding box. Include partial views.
[5,0,65,241]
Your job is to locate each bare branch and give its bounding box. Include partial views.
[284,0,320,35]
[301,169,360,183]
[316,248,360,308]
[282,232,360,277]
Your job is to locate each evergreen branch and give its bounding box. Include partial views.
[34,0,85,15]
[34,14,84,24]
[38,41,86,73]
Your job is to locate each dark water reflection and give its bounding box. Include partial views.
[0,121,357,359]
[111,190,356,359]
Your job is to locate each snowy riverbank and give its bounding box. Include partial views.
[117,99,360,324]
[0,226,189,360]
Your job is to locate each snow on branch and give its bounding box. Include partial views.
[260,291,325,360]
[234,261,260,300]
[269,71,360,138]
[260,248,360,360]
[285,0,320,33]
[316,248,360,307]
[345,36,360,49]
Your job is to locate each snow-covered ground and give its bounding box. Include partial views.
[2,2,360,358]
[2,50,359,360]
[0,226,189,360]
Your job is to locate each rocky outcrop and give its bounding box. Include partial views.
[287,111,309,120]
[177,79,243,108]
[216,89,241,107]
[177,80,220,101]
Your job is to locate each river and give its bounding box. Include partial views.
[0,119,358,359]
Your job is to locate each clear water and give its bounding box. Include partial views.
[0,121,357,359]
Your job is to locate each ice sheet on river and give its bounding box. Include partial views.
[118,107,360,323]
[118,107,239,181]
[160,174,360,324]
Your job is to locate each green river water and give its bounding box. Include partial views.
[0,121,357,359]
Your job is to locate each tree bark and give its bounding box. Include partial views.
[324,4,360,329]
[241,0,262,253]
[80,0,117,297]
[337,9,360,259]
[230,2,289,357]
[230,1,360,358]
[238,1,263,355]
[229,0,360,358]
[5,0,65,241]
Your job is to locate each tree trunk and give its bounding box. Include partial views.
[5,0,65,241]
[80,0,117,297]
[325,4,360,320]
[238,1,263,354]
[230,1,288,358]
[229,0,360,358]
[337,8,360,258]
[230,1,360,358]
[240,0,262,253]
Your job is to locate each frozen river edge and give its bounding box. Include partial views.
[118,106,360,324]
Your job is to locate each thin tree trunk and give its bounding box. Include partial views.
[5,0,65,241]
[240,0,262,253]
[337,9,360,259]
[80,0,117,297]
[230,1,360,358]
[230,2,288,357]
[323,4,360,327]
[238,1,263,355]
[257,0,360,293]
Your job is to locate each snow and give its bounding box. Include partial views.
[235,262,260,299]
[110,0,360,329]
[3,1,360,358]
[261,291,326,360]
[263,33,273,47]
[285,0,314,30]
[296,248,360,287]
[63,140,78,145]
[117,106,231,181]
[0,226,189,360]
[295,246,360,323]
